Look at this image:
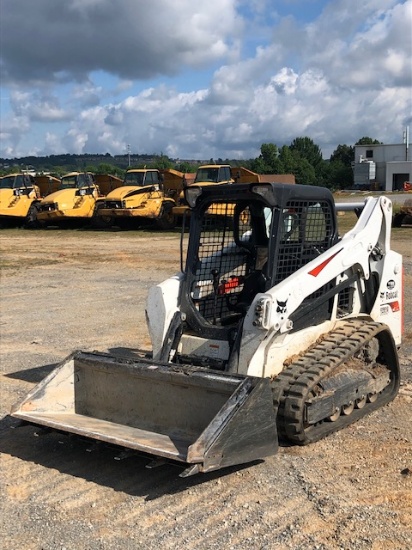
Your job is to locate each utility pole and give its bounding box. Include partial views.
[404,126,410,161]
[127,144,131,167]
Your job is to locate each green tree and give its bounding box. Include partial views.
[313,161,333,189]
[289,137,323,167]
[330,161,354,189]
[84,165,98,174]
[152,154,173,170]
[355,137,382,145]
[251,143,284,173]
[94,163,123,176]
[330,144,354,166]
[174,161,198,173]
[317,160,353,190]
[278,145,296,173]
[250,156,268,174]
[292,157,316,185]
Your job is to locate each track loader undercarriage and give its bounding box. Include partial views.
[273,319,400,445]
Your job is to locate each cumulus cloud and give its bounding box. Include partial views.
[0,0,411,159]
[8,90,69,123]
[1,0,241,84]
[302,0,412,89]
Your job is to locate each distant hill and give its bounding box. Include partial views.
[0,153,161,173]
[0,153,245,177]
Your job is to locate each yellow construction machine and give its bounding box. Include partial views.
[11,182,402,477]
[36,172,122,226]
[93,173,124,196]
[172,164,235,218]
[172,165,295,218]
[0,173,44,227]
[392,198,412,227]
[34,175,61,197]
[94,168,184,229]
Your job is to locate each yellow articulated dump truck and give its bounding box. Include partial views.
[173,165,295,218]
[0,173,45,227]
[392,198,412,227]
[34,175,61,197]
[93,173,124,197]
[36,172,122,227]
[172,164,235,218]
[94,168,184,229]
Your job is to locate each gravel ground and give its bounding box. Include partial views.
[0,225,411,550]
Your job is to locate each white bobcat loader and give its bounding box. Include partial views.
[11,182,402,476]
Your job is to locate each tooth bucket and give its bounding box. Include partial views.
[11,351,278,475]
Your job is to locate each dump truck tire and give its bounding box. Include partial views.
[24,203,42,229]
[156,202,176,230]
[91,206,113,229]
[392,213,405,227]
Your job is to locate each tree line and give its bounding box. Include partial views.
[0,136,381,190]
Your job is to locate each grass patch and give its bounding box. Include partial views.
[336,211,358,235]
[0,258,61,270]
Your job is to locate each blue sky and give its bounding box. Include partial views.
[1,0,411,160]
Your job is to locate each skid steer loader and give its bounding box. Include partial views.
[11,182,402,476]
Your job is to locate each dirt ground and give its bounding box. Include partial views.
[0,223,411,550]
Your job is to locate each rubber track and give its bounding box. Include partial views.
[271,319,400,445]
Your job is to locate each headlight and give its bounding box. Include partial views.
[185,186,202,208]
[251,184,272,200]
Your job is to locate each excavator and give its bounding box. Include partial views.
[11,182,402,476]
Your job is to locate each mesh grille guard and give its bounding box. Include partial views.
[180,183,338,339]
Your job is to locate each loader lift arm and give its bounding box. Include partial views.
[171,183,402,444]
[244,195,400,340]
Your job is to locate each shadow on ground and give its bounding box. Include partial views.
[0,414,259,501]
[5,363,58,383]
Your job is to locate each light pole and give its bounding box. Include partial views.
[403,127,410,161]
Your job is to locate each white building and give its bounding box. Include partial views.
[353,142,411,191]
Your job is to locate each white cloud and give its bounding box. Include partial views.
[1,0,411,159]
[304,0,412,89]
[72,82,103,108]
[44,133,64,155]
[1,0,241,84]
[271,68,299,95]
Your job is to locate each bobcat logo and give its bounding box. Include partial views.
[276,299,288,314]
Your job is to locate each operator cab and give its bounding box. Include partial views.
[60,172,95,192]
[194,165,232,184]
[0,174,36,195]
[166,182,338,369]
[124,170,160,187]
